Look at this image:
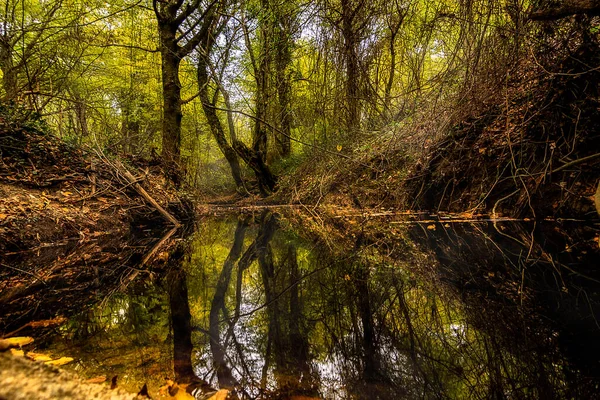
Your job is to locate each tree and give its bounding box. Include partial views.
[0,0,62,102]
[196,11,248,194]
[153,0,218,184]
[196,3,279,196]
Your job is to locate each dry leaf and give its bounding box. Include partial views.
[206,389,229,400]
[26,352,53,362]
[427,224,436,230]
[10,348,24,357]
[170,386,194,400]
[3,336,34,347]
[46,357,74,366]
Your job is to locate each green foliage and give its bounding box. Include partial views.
[0,0,535,192]
[0,102,49,134]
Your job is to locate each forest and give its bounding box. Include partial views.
[1,0,600,399]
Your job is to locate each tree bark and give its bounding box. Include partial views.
[158,23,183,185]
[274,16,293,157]
[341,0,362,134]
[233,140,277,195]
[154,0,211,186]
[197,49,247,193]
[253,0,272,158]
[0,43,18,100]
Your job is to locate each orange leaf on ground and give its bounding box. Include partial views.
[3,336,34,347]
[10,348,24,357]
[45,356,74,366]
[26,352,53,362]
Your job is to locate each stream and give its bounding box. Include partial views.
[2,211,600,399]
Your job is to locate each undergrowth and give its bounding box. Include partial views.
[278,19,600,219]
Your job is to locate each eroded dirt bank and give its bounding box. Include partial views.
[0,109,197,399]
[276,31,600,219]
[0,108,192,333]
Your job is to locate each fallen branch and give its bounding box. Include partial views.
[115,161,181,227]
[141,226,178,266]
[549,152,600,174]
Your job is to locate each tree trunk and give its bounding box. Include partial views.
[121,102,140,154]
[384,9,404,119]
[197,55,247,193]
[0,43,18,101]
[233,140,277,195]
[253,0,272,158]
[530,0,600,20]
[341,0,361,134]
[274,22,292,157]
[158,22,183,185]
[73,94,88,142]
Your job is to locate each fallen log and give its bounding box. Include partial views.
[115,161,181,227]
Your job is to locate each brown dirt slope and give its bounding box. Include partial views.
[276,28,600,219]
[0,105,187,255]
[0,105,190,333]
[405,38,600,218]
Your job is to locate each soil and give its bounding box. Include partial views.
[403,41,600,218]
[0,108,191,333]
[0,108,195,398]
[0,351,142,400]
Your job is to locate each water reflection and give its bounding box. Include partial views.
[34,213,600,399]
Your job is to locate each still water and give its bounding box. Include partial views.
[4,211,600,399]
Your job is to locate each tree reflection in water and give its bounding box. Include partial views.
[40,213,600,399]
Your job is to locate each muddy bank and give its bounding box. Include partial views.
[0,107,193,334]
[404,38,600,218]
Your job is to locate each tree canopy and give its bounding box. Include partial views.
[2,0,598,195]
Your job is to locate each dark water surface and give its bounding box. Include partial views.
[5,212,600,399]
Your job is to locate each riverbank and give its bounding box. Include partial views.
[275,37,600,220]
[0,107,193,334]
